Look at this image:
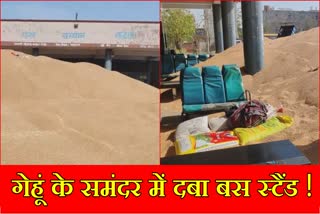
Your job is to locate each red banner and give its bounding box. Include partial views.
[0,165,319,213]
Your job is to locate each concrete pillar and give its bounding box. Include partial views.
[32,48,39,56]
[241,2,264,74]
[221,1,236,49]
[104,49,112,70]
[204,8,215,53]
[212,4,224,53]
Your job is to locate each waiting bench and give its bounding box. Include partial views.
[181,64,247,116]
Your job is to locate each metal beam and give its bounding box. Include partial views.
[241,2,264,74]
[221,2,236,49]
[212,4,224,53]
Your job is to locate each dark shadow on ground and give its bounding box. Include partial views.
[240,65,257,78]
[297,140,319,164]
[165,131,175,143]
[160,88,181,103]
[161,114,182,132]
[165,145,176,157]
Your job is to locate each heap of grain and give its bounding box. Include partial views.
[161,27,319,161]
[2,50,159,164]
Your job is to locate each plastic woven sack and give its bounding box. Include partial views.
[174,131,239,155]
[175,116,210,141]
[233,115,293,145]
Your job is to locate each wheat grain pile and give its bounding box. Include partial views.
[2,50,159,164]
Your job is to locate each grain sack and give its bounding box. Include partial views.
[234,115,294,145]
[208,117,229,131]
[175,116,210,141]
[174,131,239,155]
